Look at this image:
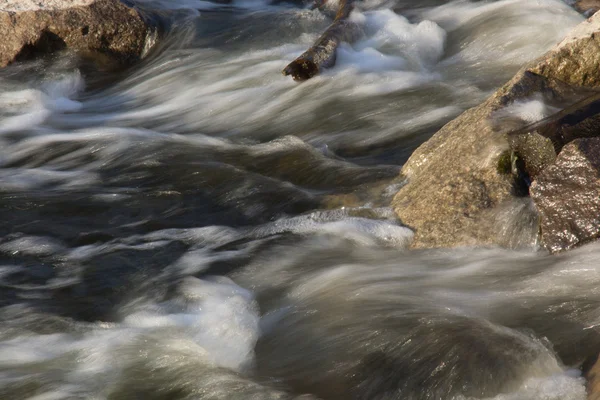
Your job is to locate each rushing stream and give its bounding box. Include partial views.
[0,0,596,399]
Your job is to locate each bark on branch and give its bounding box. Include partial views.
[283,0,359,81]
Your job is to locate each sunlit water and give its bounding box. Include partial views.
[0,0,595,399]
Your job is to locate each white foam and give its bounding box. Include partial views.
[4,233,600,400]
[41,71,84,112]
[357,9,447,68]
[123,276,260,371]
[425,0,582,69]
[0,0,584,159]
[476,370,586,400]
[0,236,67,257]
[496,98,561,125]
[0,276,261,397]
[0,71,83,136]
[0,90,50,135]
[423,0,581,33]
[336,44,407,74]
[41,0,575,158]
[0,334,73,365]
[251,211,413,248]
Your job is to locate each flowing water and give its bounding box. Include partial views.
[0,0,596,399]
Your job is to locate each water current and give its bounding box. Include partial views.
[0,0,596,399]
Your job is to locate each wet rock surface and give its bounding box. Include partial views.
[587,353,600,400]
[392,11,600,250]
[0,0,157,69]
[529,13,600,88]
[574,0,600,16]
[530,138,600,254]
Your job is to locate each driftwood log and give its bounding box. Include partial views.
[487,85,600,183]
[502,90,600,151]
[283,0,360,81]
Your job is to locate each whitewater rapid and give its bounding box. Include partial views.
[0,0,595,399]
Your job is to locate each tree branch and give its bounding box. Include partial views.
[283,0,359,81]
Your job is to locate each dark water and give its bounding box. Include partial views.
[0,0,595,399]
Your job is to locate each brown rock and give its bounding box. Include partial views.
[586,353,600,400]
[529,14,600,87]
[392,12,600,249]
[530,138,600,253]
[0,0,157,69]
[574,0,600,16]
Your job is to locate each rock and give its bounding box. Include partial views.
[529,13,600,88]
[0,0,157,69]
[530,138,600,253]
[586,353,600,400]
[392,12,600,249]
[574,0,600,16]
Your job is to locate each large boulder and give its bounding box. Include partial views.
[392,12,600,249]
[0,0,158,69]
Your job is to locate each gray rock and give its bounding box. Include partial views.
[529,12,600,88]
[530,138,600,253]
[392,12,600,249]
[0,0,157,69]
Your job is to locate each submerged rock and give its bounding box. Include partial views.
[392,11,600,250]
[0,0,157,69]
[530,138,600,253]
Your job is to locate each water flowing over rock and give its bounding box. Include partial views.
[0,0,157,69]
[392,11,600,250]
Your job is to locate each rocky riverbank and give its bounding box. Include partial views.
[393,11,600,254]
